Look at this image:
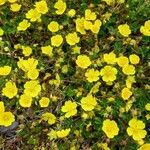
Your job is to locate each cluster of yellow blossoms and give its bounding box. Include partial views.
[0,0,21,12]
[118,21,150,37]
[17,58,39,80]
[76,9,102,34]
[0,0,150,149]
[17,0,48,31]
[101,117,148,144]
[76,51,140,101]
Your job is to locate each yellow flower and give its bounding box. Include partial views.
[17,19,30,31]
[41,112,56,125]
[72,45,81,54]
[76,55,91,69]
[0,27,4,36]
[61,101,77,118]
[39,97,50,107]
[103,52,117,64]
[0,101,5,112]
[75,17,86,34]
[146,114,150,120]
[51,73,61,87]
[2,81,18,99]
[121,87,132,100]
[0,112,15,127]
[0,0,6,5]
[145,103,150,111]
[10,3,21,12]
[85,68,99,82]
[54,0,66,15]
[56,128,70,138]
[117,56,129,67]
[129,54,140,65]
[48,21,59,32]
[108,97,115,102]
[127,118,147,141]
[140,20,150,36]
[27,69,39,80]
[14,44,21,50]
[98,143,110,150]
[81,112,88,119]
[102,119,119,138]
[66,32,80,46]
[90,19,102,34]
[62,65,68,73]
[51,34,63,47]
[100,66,117,82]
[17,58,38,72]
[22,46,32,56]
[122,64,135,75]
[47,129,57,140]
[0,66,11,76]
[26,9,41,22]
[41,45,53,57]
[81,94,97,111]
[84,20,92,30]
[85,9,96,21]
[90,82,101,94]
[125,100,133,112]
[19,94,32,108]
[24,80,41,97]
[138,143,150,150]
[118,24,131,37]
[102,0,114,5]
[67,9,76,17]
[126,76,135,88]
[8,0,17,3]
[35,0,48,14]
[102,12,112,22]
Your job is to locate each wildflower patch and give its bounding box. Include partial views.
[0,0,150,149]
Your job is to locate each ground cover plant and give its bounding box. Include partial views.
[0,0,150,149]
